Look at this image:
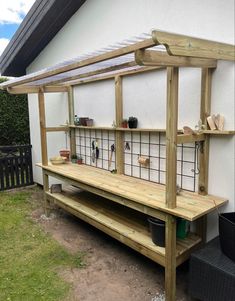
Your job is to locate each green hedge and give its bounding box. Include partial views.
[0,78,30,146]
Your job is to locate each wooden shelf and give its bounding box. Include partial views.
[68,125,235,136]
[37,163,227,221]
[46,187,202,267]
[69,125,183,133]
[203,130,235,135]
[69,125,115,131]
[116,127,167,132]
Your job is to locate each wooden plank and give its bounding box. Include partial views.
[203,130,235,135]
[165,215,176,301]
[45,126,69,132]
[166,67,179,209]
[43,61,137,86]
[135,50,217,68]
[37,163,227,221]
[68,86,76,157]
[177,133,205,144]
[198,68,212,195]
[152,30,235,61]
[3,38,156,88]
[115,76,124,174]
[7,85,68,94]
[64,66,163,86]
[38,90,48,165]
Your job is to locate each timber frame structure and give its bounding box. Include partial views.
[1,30,235,301]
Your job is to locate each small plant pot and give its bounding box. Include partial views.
[219,212,235,262]
[86,119,94,126]
[148,217,165,247]
[79,117,89,126]
[121,121,128,128]
[59,149,70,161]
[128,117,138,129]
[77,159,83,164]
[71,158,77,163]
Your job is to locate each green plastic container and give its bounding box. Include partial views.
[176,218,189,239]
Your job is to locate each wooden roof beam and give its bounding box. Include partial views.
[39,61,138,86]
[7,85,68,94]
[135,50,217,68]
[152,30,235,61]
[65,66,164,86]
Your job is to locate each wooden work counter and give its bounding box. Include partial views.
[37,163,227,222]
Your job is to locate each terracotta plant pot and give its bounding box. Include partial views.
[77,159,83,164]
[121,121,128,128]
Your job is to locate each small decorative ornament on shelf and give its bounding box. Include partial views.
[207,114,225,131]
[195,119,206,133]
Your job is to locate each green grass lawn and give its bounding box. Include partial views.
[0,189,84,301]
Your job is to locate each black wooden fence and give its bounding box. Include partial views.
[0,145,33,191]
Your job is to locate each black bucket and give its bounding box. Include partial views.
[219,212,235,262]
[148,217,165,247]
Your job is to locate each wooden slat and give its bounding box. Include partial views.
[115,76,124,174]
[64,66,163,86]
[135,50,217,68]
[43,61,137,86]
[38,91,48,165]
[38,163,227,221]
[177,133,205,144]
[166,67,179,209]
[3,38,156,88]
[152,30,235,61]
[7,85,68,94]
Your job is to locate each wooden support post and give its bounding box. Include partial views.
[38,90,48,165]
[165,214,177,301]
[43,171,50,217]
[198,68,212,195]
[166,67,179,209]
[115,76,124,174]
[197,68,213,243]
[68,86,76,156]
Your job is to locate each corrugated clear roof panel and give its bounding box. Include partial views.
[1,32,153,87]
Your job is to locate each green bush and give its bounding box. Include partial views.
[0,77,30,146]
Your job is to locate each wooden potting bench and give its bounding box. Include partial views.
[1,30,234,301]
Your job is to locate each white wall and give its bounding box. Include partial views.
[27,0,235,240]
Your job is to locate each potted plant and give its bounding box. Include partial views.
[121,118,128,128]
[77,155,83,164]
[71,154,78,163]
[128,116,138,128]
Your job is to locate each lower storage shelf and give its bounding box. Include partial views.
[46,187,202,267]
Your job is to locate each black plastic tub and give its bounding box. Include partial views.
[148,217,165,247]
[219,212,235,262]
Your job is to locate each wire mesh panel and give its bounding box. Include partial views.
[123,131,198,192]
[75,128,116,171]
[75,129,198,192]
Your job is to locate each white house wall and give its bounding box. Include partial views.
[27,0,235,240]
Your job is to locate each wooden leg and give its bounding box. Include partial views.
[165,215,177,301]
[43,171,50,217]
[196,215,207,244]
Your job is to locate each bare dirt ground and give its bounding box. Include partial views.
[31,187,192,301]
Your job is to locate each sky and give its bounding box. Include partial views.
[0,0,36,56]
